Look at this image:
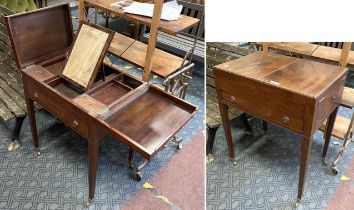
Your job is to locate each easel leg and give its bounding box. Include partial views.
[322,107,338,165]
[296,135,313,208]
[218,102,236,165]
[25,97,40,157]
[87,142,99,207]
[8,116,26,151]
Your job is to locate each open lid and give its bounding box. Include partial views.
[5,3,74,69]
[61,22,114,91]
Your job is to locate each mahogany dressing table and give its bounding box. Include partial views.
[6,4,197,206]
[213,52,348,207]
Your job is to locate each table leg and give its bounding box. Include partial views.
[322,107,338,164]
[218,102,236,164]
[87,141,99,207]
[296,135,313,207]
[25,97,40,156]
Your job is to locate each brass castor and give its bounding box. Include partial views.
[322,157,328,166]
[86,198,93,208]
[34,147,41,157]
[294,198,301,208]
[206,154,214,164]
[8,141,20,151]
[230,157,237,166]
[135,172,142,181]
[331,167,338,175]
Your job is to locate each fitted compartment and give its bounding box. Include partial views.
[87,74,143,106]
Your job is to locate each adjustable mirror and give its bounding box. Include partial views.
[61,22,114,91]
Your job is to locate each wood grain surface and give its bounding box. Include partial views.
[62,24,110,89]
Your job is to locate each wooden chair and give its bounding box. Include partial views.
[260,42,354,174]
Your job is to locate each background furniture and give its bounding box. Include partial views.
[141,0,205,63]
[205,43,255,163]
[35,0,47,7]
[214,53,347,207]
[0,0,36,12]
[0,2,37,151]
[81,0,200,98]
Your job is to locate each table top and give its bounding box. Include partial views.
[84,0,200,35]
[214,52,348,98]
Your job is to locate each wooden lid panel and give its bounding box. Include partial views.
[6,4,73,69]
[214,53,296,78]
[263,59,347,97]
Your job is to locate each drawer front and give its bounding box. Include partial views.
[25,76,89,138]
[313,74,347,130]
[215,73,306,133]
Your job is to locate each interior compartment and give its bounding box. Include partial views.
[41,57,66,75]
[45,76,83,99]
[87,73,143,106]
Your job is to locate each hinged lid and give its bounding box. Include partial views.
[5,4,74,69]
[60,22,114,91]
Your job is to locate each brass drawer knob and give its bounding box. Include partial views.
[34,92,38,99]
[73,120,79,128]
[230,96,236,102]
[282,116,290,124]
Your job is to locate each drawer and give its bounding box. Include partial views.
[220,88,305,133]
[26,78,89,138]
[312,74,347,130]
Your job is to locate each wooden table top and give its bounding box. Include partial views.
[214,52,348,98]
[84,0,200,35]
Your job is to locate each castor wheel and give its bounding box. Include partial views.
[177,142,183,150]
[34,148,41,158]
[331,167,338,175]
[135,172,142,181]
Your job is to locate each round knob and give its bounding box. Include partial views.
[282,116,290,124]
[73,120,79,128]
[230,96,236,102]
[34,92,38,99]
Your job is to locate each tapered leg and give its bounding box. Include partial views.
[296,135,313,207]
[322,107,338,163]
[218,102,236,164]
[8,116,26,151]
[87,142,99,206]
[206,126,218,155]
[25,97,40,156]
[240,113,252,132]
[262,120,268,132]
